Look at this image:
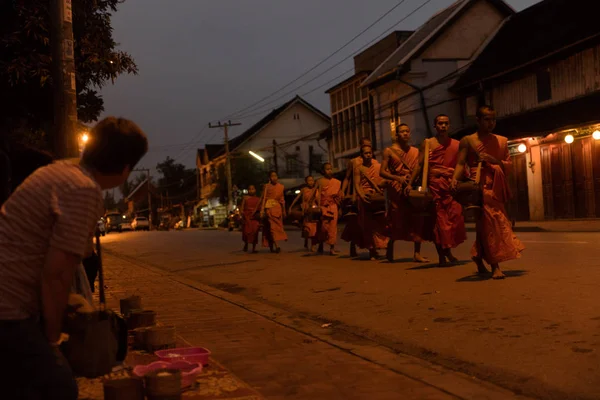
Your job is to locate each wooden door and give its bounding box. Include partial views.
[508,153,530,221]
[540,146,554,219]
[571,137,596,218]
[542,143,575,219]
[593,139,600,217]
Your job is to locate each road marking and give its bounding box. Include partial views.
[522,240,589,244]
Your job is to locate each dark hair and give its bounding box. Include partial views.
[434,114,449,124]
[81,117,148,175]
[396,123,409,132]
[304,175,313,183]
[248,184,256,190]
[359,137,372,146]
[267,170,277,177]
[361,144,373,154]
[476,105,495,119]
[321,162,332,172]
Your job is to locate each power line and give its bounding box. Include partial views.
[231,0,435,120]
[219,0,411,121]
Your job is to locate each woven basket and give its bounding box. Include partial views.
[145,368,182,400]
[103,377,144,400]
[145,325,176,352]
[127,309,156,330]
[119,296,142,317]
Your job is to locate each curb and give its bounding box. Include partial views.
[105,249,533,400]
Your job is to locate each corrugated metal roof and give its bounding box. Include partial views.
[453,0,600,89]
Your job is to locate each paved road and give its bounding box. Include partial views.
[103,228,600,399]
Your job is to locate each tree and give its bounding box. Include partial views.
[156,157,196,205]
[0,0,138,148]
[103,191,117,211]
[215,154,268,206]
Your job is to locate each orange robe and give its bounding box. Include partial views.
[428,139,466,249]
[356,160,389,250]
[318,178,341,246]
[301,186,318,245]
[341,157,363,246]
[385,146,433,242]
[262,182,288,247]
[467,134,524,263]
[241,195,260,245]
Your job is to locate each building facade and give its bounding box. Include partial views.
[452,0,600,221]
[196,96,330,226]
[361,0,513,153]
[325,31,413,169]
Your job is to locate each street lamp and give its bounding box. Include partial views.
[593,130,600,140]
[565,134,574,144]
[81,133,89,144]
[517,143,527,153]
[249,151,265,162]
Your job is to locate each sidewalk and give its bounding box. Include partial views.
[94,251,530,400]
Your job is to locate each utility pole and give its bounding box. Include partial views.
[132,168,152,230]
[209,120,241,212]
[50,0,78,158]
[272,140,279,174]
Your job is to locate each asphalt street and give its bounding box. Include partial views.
[102,227,600,399]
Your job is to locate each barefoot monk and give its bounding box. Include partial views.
[408,115,466,266]
[317,163,342,255]
[380,124,431,263]
[341,137,372,257]
[451,105,524,279]
[261,171,287,253]
[240,185,261,253]
[354,145,389,260]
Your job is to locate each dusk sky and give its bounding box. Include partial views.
[99,0,542,171]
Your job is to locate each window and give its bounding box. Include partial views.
[310,153,323,171]
[285,155,301,177]
[536,68,552,102]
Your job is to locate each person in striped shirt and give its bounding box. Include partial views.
[0,117,148,399]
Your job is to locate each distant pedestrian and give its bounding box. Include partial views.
[261,170,287,253]
[0,117,148,399]
[240,185,260,253]
[316,163,342,255]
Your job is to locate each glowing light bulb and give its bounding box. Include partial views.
[81,133,89,143]
[593,130,600,140]
[565,134,574,144]
[517,143,526,153]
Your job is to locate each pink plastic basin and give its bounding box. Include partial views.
[155,347,211,365]
[133,360,202,388]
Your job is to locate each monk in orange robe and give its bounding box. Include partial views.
[380,124,431,263]
[289,176,319,252]
[452,105,524,279]
[341,137,371,257]
[317,163,342,255]
[354,145,389,260]
[409,115,466,266]
[240,185,261,253]
[261,171,288,253]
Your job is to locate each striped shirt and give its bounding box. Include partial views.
[0,161,103,319]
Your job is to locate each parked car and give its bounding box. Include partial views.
[105,212,123,233]
[97,218,106,236]
[118,219,133,233]
[131,216,150,231]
